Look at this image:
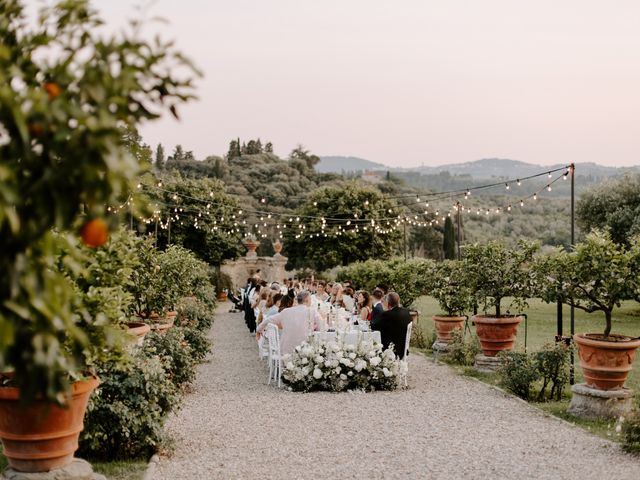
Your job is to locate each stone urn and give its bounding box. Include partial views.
[243,238,260,258]
[272,240,283,255]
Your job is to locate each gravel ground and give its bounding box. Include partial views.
[152,304,640,480]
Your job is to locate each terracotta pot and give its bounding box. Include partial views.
[0,376,99,473]
[574,333,640,390]
[166,310,178,320]
[150,319,174,334]
[126,322,151,346]
[472,315,522,357]
[243,239,260,254]
[432,315,466,343]
[217,292,228,301]
[272,240,283,254]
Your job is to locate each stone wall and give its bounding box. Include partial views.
[221,253,289,289]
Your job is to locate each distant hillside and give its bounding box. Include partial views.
[316,156,387,173]
[317,156,639,180]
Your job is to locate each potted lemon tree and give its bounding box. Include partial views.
[463,241,539,358]
[427,260,474,351]
[0,1,195,473]
[535,231,640,391]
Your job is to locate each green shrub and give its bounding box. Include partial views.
[622,411,640,454]
[497,351,539,401]
[175,297,215,332]
[79,354,180,460]
[447,329,480,366]
[533,343,570,401]
[142,329,197,388]
[181,327,211,363]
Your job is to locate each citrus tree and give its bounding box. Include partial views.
[0,0,197,402]
[534,231,638,337]
[463,241,539,317]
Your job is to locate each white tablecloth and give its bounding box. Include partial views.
[311,330,381,345]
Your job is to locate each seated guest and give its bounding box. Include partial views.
[256,290,321,355]
[314,281,330,303]
[370,292,412,359]
[371,289,384,322]
[342,286,356,311]
[356,290,372,322]
[279,292,295,312]
[330,283,343,306]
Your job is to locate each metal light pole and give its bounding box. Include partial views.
[456,201,462,260]
[570,163,576,384]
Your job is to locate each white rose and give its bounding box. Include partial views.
[347,371,353,376]
[383,349,396,360]
[340,374,347,380]
[313,368,323,379]
[314,355,324,363]
[370,356,381,366]
[334,367,342,374]
[354,359,367,372]
[383,367,393,377]
[286,362,294,370]
[302,367,310,376]
[301,358,308,365]
[348,352,356,359]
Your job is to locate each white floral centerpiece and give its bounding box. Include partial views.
[282,336,405,392]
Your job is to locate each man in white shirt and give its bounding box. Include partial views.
[256,290,321,355]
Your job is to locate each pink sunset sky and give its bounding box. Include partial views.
[97,0,640,167]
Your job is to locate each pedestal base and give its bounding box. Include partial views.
[2,460,106,480]
[432,341,450,353]
[568,383,635,420]
[474,353,502,373]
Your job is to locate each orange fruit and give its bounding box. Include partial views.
[43,82,61,99]
[81,218,109,248]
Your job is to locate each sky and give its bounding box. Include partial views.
[96,0,640,167]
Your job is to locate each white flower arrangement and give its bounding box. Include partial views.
[282,335,400,392]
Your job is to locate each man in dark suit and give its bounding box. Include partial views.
[371,289,385,323]
[371,292,412,359]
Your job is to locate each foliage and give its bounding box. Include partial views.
[0,0,196,402]
[427,260,474,316]
[212,269,234,297]
[174,297,214,362]
[79,353,180,460]
[622,411,640,454]
[285,183,403,271]
[282,337,402,392]
[336,257,433,307]
[497,351,539,401]
[151,172,243,265]
[463,240,539,317]
[175,297,215,333]
[534,231,639,336]
[443,217,456,259]
[142,329,197,389]
[577,174,640,246]
[447,329,480,366]
[533,343,570,402]
[129,241,213,317]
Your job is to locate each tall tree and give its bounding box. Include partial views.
[265,141,274,153]
[443,217,456,259]
[289,144,320,169]
[227,139,240,160]
[155,143,165,170]
[283,183,402,270]
[577,174,640,245]
[171,144,185,162]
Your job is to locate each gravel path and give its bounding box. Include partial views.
[152,304,640,480]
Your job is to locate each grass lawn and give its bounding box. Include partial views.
[412,295,640,441]
[412,295,640,391]
[0,454,147,479]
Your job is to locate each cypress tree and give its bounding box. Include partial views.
[443,217,456,259]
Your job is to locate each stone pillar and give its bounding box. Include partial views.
[568,384,635,419]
